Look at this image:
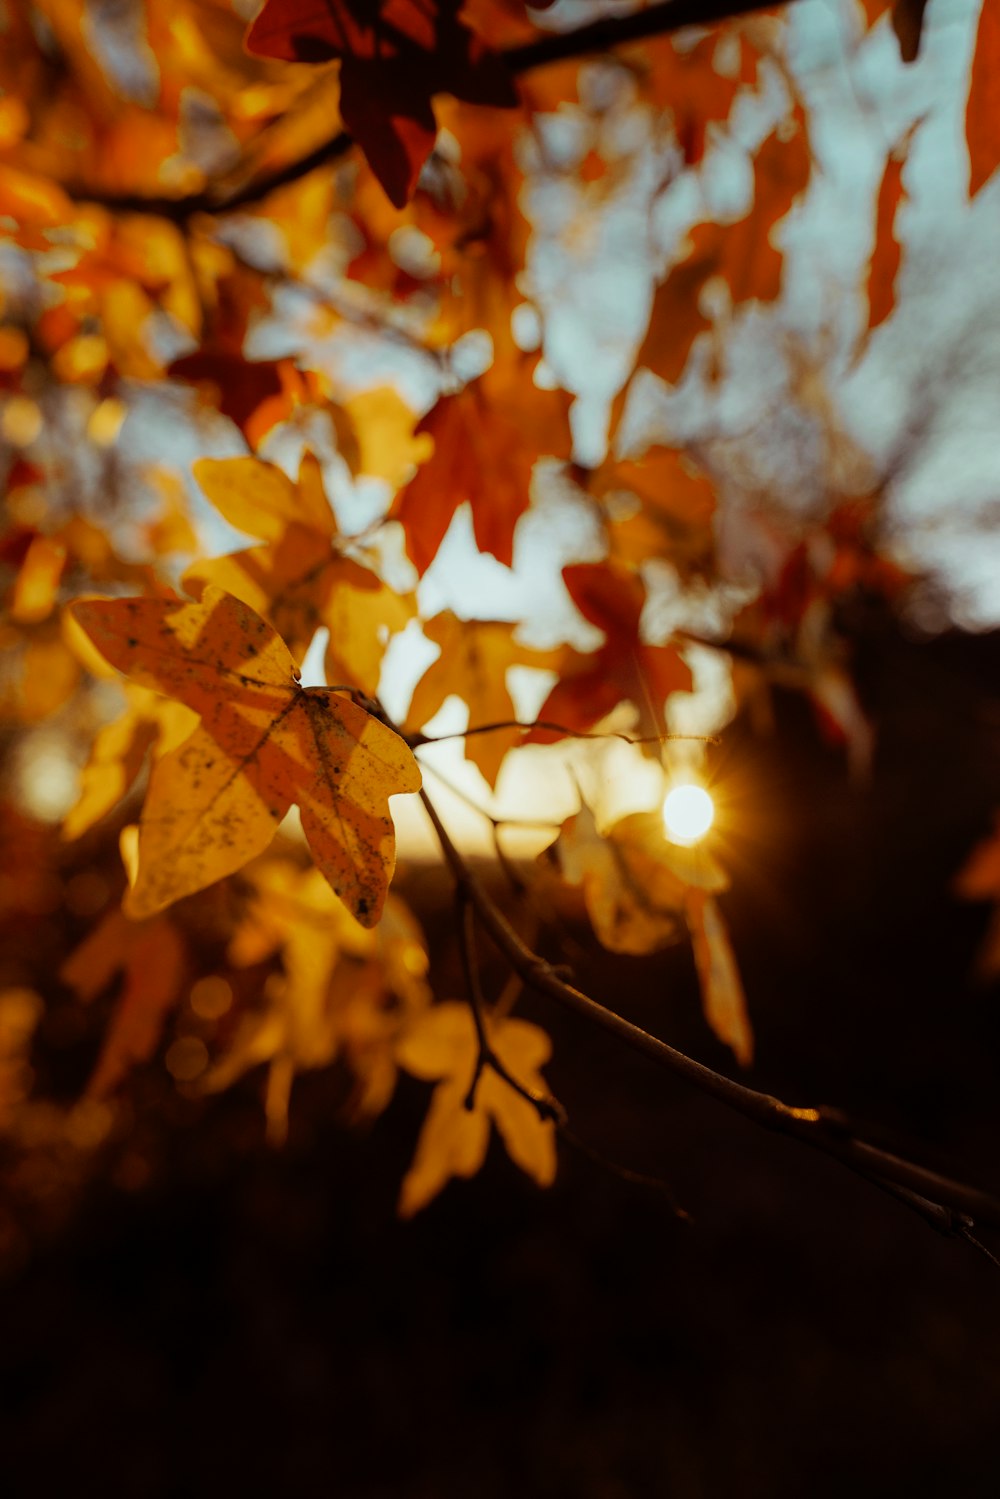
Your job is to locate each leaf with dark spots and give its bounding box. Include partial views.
[71,588,421,926]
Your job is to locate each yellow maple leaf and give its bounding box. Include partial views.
[395,1001,557,1216]
[405,611,560,789]
[70,587,421,926]
[63,684,197,841]
[550,806,752,1064]
[209,861,430,1140]
[187,452,414,691]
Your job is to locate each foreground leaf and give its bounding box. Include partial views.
[71,588,421,926]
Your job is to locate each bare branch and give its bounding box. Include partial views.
[412,719,712,749]
[67,0,788,221]
[418,785,1000,1240]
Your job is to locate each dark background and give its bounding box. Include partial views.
[3,615,1000,1498]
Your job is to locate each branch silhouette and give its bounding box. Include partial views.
[416,783,1000,1247]
[70,0,789,220]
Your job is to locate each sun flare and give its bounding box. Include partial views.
[663,783,715,845]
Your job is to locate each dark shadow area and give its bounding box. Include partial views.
[3,617,1000,1499]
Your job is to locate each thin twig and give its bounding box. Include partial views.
[557,1123,692,1221]
[455,888,565,1123]
[417,785,1000,1239]
[412,719,713,749]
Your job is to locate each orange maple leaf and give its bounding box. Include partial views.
[71,588,421,926]
[405,611,560,788]
[392,355,572,574]
[60,906,188,1098]
[631,105,810,388]
[582,446,717,580]
[395,1000,556,1215]
[549,805,752,1064]
[966,0,1000,197]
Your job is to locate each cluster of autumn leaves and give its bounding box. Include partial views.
[2,0,1000,1226]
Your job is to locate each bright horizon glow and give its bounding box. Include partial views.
[663,783,715,846]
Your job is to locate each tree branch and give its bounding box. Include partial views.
[68,0,788,221]
[418,785,1000,1239]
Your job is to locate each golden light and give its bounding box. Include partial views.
[663,782,715,845]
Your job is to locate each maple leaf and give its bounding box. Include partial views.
[186,452,414,691]
[60,906,188,1097]
[635,26,765,166]
[862,125,917,338]
[62,685,198,842]
[395,1001,556,1215]
[246,0,518,207]
[405,611,560,788]
[526,561,692,743]
[392,355,572,575]
[581,446,717,581]
[966,0,1000,197]
[631,105,810,388]
[549,806,751,1064]
[210,861,431,1139]
[70,587,421,926]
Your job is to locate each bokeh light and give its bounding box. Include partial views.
[663,783,715,846]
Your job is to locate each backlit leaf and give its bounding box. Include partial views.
[246,0,518,207]
[392,355,572,575]
[526,562,692,743]
[70,588,421,926]
[61,907,187,1097]
[187,452,411,688]
[966,0,1000,196]
[406,611,560,787]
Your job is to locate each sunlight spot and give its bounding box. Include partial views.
[663,782,714,845]
[14,736,78,821]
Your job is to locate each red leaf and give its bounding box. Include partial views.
[246,0,518,206]
[527,561,692,742]
[168,351,284,435]
[966,0,1000,197]
[863,125,916,334]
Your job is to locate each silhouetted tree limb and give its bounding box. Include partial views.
[68,0,790,220]
[417,785,1000,1246]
